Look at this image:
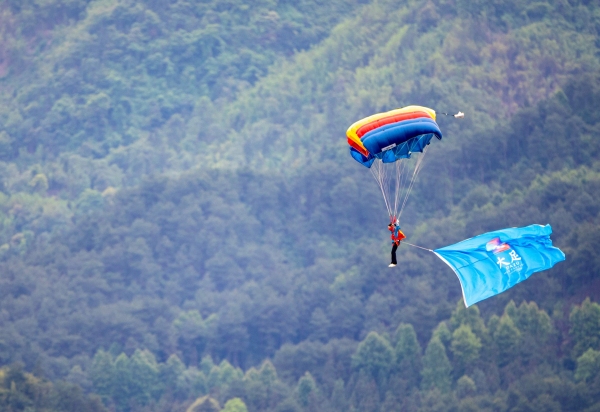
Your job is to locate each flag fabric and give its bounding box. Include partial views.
[433,224,565,307]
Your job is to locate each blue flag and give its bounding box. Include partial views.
[433,224,565,307]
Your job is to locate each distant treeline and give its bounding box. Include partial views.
[6,298,600,411]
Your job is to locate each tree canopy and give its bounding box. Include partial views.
[0,0,600,411]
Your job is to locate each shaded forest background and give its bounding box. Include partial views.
[1,0,600,411]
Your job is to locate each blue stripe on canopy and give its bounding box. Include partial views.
[361,118,442,156]
[349,147,375,167]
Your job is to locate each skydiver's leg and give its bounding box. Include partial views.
[391,242,398,265]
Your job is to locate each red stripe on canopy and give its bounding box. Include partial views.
[347,137,370,157]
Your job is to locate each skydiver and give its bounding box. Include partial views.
[388,220,406,267]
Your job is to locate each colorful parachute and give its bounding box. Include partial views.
[346,105,443,221]
[347,105,441,166]
[434,224,565,307]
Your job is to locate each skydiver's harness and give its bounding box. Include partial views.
[389,223,406,245]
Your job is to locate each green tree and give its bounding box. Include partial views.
[217,360,243,387]
[431,322,452,346]
[456,375,476,399]
[162,354,186,397]
[173,310,209,366]
[179,367,207,399]
[112,353,132,411]
[421,337,452,393]
[222,398,248,412]
[350,373,380,412]
[297,372,317,407]
[330,379,347,411]
[450,301,487,340]
[48,381,107,412]
[505,300,554,365]
[508,301,553,339]
[570,298,600,357]
[0,365,106,412]
[493,315,521,367]
[394,323,422,387]
[308,308,330,342]
[128,349,160,405]
[200,356,215,376]
[90,350,115,401]
[75,189,104,214]
[450,324,482,373]
[258,360,279,408]
[575,348,600,382]
[352,332,395,384]
[259,360,278,388]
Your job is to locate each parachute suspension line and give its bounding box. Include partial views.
[392,159,408,220]
[371,147,429,223]
[400,147,427,216]
[370,160,393,218]
[390,161,400,219]
[397,158,412,219]
[394,161,406,219]
[371,158,408,221]
[397,144,429,220]
[371,138,432,223]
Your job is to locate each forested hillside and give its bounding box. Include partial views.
[1,0,600,411]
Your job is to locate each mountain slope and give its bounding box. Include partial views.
[1,1,600,411]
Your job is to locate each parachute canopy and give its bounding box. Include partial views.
[346,105,442,168]
[346,105,443,221]
[434,224,565,307]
